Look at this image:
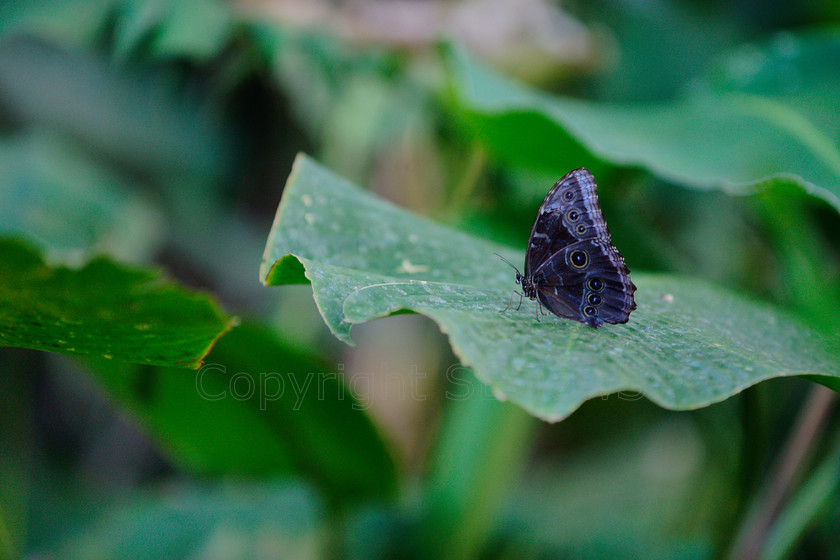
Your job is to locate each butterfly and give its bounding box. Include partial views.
[504,168,636,328]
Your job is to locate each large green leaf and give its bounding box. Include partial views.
[261,155,840,422]
[443,30,840,213]
[0,238,232,368]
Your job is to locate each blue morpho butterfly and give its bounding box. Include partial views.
[499,168,636,328]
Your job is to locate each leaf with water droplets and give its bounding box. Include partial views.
[0,238,233,368]
[261,155,840,421]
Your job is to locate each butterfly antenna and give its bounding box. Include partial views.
[493,252,521,275]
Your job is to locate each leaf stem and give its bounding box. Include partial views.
[763,427,840,560]
[725,385,837,560]
[418,370,537,560]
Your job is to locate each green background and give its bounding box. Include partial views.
[2,1,840,559]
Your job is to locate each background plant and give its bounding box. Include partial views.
[1,1,839,559]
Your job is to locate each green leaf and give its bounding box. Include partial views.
[443,30,840,213]
[571,0,741,102]
[82,318,397,501]
[419,373,536,560]
[0,130,165,262]
[500,419,716,559]
[113,0,234,61]
[0,350,29,560]
[261,155,840,422]
[0,36,233,183]
[0,0,115,46]
[0,238,232,368]
[43,482,324,559]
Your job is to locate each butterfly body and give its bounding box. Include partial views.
[515,168,636,328]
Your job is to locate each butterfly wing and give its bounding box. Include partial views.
[532,240,636,328]
[524,168,636,328]
[524,169,607,277]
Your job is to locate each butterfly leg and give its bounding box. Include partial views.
[500,291,524,314]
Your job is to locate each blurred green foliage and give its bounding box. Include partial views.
[1,1,839,559]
